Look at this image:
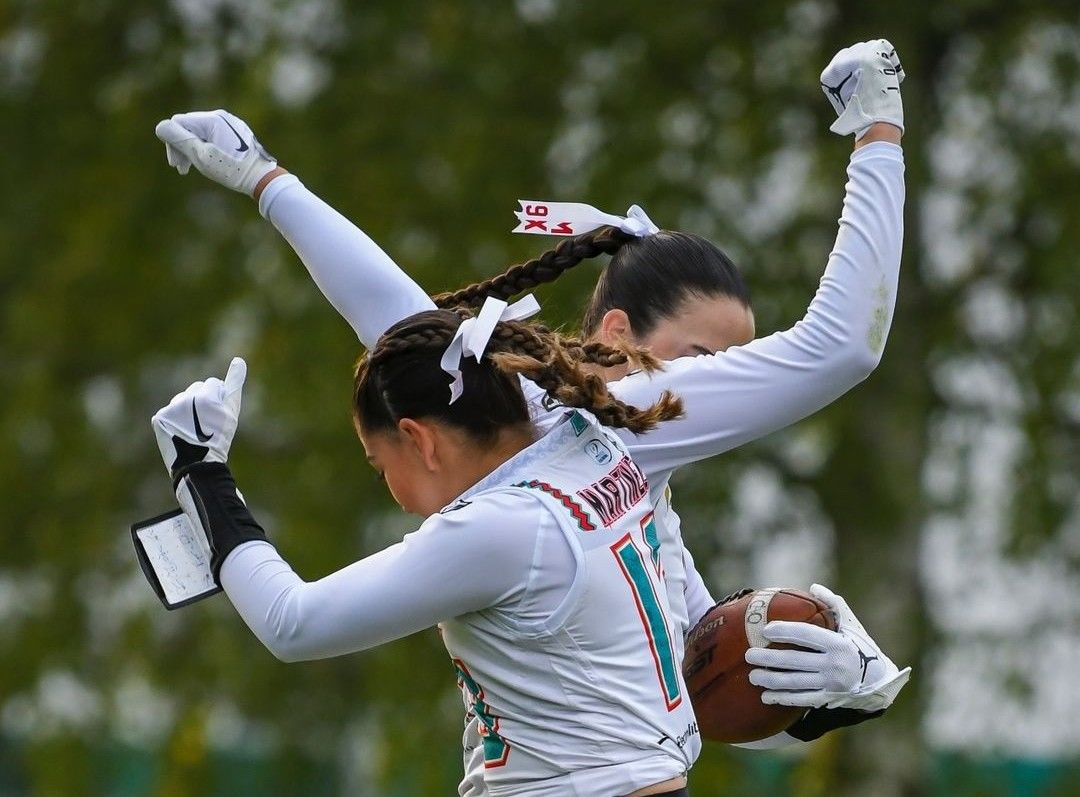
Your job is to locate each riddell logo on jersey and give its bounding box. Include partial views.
[576,455,648,527]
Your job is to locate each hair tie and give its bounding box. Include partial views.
[511,200,659,239]
[440,294,542,404]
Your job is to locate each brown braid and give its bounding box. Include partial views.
[432,227,633,309]
[355,308,682,437]
[481,318,682,435]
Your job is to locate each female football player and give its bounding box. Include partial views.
[152,303,699,797]
[155,40,910,753]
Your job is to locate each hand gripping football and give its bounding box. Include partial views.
[683,588,838,743]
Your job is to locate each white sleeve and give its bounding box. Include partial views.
[682,543,714,630]
[609,142,905,476]
[257,174,437,348]
[218,493,546,662]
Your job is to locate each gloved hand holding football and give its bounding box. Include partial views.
[745,583,912,713]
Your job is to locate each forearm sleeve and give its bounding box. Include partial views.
[258,175,437,347]
[610,142,905,476]
[682,544,714,630]
[175,462,268,580]
[216,494,541,662]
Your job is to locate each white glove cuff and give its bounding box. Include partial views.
[830,93,905,139]
[827,666,912,712]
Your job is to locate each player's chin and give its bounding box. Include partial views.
[391,489,438,517]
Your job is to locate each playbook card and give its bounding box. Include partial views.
[131,509,220,610]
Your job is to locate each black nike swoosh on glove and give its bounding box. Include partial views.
[219,116,250,153]
[192,401,214,442]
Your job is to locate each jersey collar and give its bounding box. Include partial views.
[446,410,594,507]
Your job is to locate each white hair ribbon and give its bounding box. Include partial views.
[512,200,659,238]
[440,294,542,404]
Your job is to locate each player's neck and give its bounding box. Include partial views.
[586,361,630,383]
[445,424,538,496]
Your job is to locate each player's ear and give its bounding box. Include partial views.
[598,308,633,347]
[397,418,439,472]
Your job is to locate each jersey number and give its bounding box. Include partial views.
[611,520,683,711]
[453,658,510,768]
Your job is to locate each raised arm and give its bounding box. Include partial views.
[255,172,436,347]
[155,110,435,349]
[609,133,904,478]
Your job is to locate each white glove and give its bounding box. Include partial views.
[820,39,905,139]
[152,357,247,476]
[744,583,911,712]
[154,110,277,195]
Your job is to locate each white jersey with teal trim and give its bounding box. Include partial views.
[446,410,698,797]
[219,410,699,797]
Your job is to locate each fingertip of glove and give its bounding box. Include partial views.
[762,619,797,634]
[744,647,767,665]
[225,357,248,391]
[155,118,191,144]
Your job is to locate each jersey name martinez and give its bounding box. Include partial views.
[576,455,649,527]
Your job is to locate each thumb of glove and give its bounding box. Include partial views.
[222,357,247,410]
[811,582,870,638]
[810,583,843,610]
[224,356,247,393]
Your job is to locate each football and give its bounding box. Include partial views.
[683,588,839,743]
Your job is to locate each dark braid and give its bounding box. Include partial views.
[354,308,683,440]
[366,324,454,368]
[432,227,632,310]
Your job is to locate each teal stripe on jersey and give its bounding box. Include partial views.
[612,536,682,709]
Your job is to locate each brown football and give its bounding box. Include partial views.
[682,588,838,743]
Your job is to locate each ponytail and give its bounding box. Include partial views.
[433,227,632,310]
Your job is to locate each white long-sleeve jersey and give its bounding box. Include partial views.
[221,412,699,796]
[258,141,905,646]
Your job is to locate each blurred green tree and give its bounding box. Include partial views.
[1,1,1077,795]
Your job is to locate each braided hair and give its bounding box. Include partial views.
[434,227,750,340]
[353,309,683,442]
[433,227,632,310]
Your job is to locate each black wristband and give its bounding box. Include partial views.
[179,461,267,581]
[786,706,887,742]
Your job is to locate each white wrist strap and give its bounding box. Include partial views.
[512,200,659,238]
[440,294,541,404]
